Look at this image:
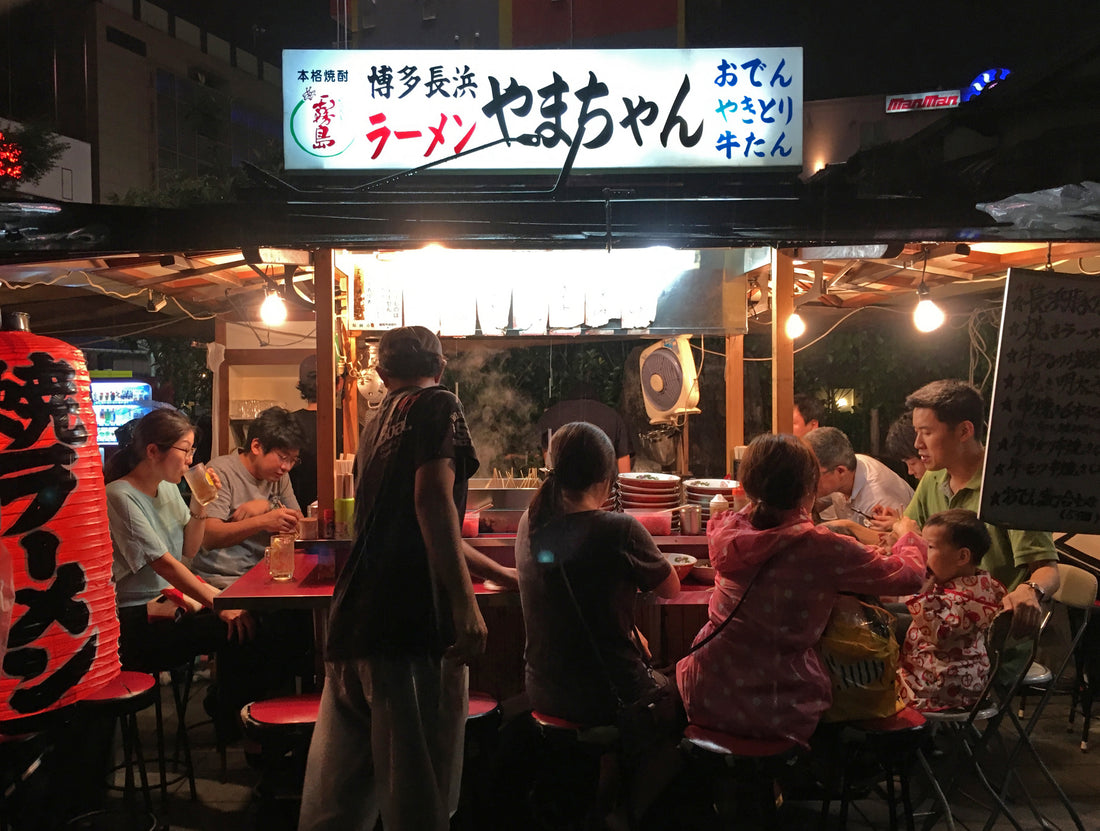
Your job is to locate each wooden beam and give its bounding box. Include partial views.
[772,249,795,435]
[315,249,338,518]
[725,334,743,476]
[223,348,315,366]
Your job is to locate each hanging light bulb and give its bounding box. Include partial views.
[912,250,944,332]
[260,286,287,326]
[785,311,806,339]
[913,285,945,332]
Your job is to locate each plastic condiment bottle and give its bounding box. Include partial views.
[709,493,729,518]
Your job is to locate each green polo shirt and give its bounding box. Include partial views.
[904,463,1057,590]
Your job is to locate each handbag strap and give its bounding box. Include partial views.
[559,562,628,709]
[682,562,764,655]
[558,556,766,708]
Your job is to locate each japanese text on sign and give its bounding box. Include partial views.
[981,269,1100,533]
[283,48,803,173]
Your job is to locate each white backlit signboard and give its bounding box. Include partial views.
[283,48,802,173]
[884,89,960,113]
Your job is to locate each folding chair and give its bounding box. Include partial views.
[1054,533,1100,751]
[917,609,1040,831]
[981,564,1095,831]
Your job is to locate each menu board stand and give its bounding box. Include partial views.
[980,268,1100,533]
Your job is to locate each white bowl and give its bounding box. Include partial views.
[664,552,697,580]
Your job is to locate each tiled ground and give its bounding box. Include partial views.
[13,672,1100,831]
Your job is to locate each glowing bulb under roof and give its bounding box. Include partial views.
[785,312,806,339]
[913,298,945,333]
[260,292,287,326]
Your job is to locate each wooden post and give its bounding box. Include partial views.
[215,317,228,457]
[679,417,690,477]
[342,329,359,456]
[721,250,746,475]
[772,249,795,435]
[724,334,744,476]
[315,249,337,516]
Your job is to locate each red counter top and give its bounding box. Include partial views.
[214,543,714,612]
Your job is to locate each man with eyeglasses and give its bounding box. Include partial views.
[191,406,312,741]
[192,406,306,589]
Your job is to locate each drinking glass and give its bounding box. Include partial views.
[267,533,296,581]
[184,463,219,506]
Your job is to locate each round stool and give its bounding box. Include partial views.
[681,724,799,830]
[240,692,322,822]
[454,693,502,831]
[529,711,623,828]
[72,671,161,829]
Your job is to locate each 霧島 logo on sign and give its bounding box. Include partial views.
[290,91,355,158]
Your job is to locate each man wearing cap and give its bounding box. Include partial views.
[289,353,344,512]
[300,325,505,831]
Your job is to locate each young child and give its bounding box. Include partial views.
[898,508,1007,711]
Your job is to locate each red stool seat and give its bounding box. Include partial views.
[244,693,322,727]
[83,671,157,704]
[531,711,620,746]
[683,725,799,758]
[468,693,499,719]
[531,711,587,731]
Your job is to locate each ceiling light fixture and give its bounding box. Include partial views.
[259,284,287,326]
[785,311,806,339]
[913,249,945,333]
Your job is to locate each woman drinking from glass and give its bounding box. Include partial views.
[105,409,253,672]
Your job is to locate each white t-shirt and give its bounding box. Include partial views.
[821,454,914,526]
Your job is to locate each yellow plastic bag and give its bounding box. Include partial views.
[818,594,903,722]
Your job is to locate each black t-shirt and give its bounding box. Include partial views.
[516,510,671,725]
[325,385,478,660]
[288,408,344,511]
[537,398,633,460]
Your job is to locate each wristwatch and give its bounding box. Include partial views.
[1024,581,1047,602]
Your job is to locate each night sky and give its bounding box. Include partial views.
[96,1,1100,100]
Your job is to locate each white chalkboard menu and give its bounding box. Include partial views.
[981,268,1100,533]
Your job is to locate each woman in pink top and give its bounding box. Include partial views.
[676,433,927,747]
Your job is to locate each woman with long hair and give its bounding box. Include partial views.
[516,421,680,828]
[676,433,926,746]
[105,408,253,672]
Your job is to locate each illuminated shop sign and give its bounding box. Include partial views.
[884,90,960,113]
[282,48,803,173]
[962,68,1011,102]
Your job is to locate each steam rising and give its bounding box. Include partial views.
[446,347,541,473]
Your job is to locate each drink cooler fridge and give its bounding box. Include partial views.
[90,380,155,446]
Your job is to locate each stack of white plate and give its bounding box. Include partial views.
[618,472,682,532]
[683,478,741,524]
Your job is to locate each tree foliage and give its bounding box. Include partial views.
[0,121,68,188]
[120,336,212,417]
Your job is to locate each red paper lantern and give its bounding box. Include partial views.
[0,331,120,723]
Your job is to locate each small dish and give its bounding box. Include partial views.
[692,560,716,584]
